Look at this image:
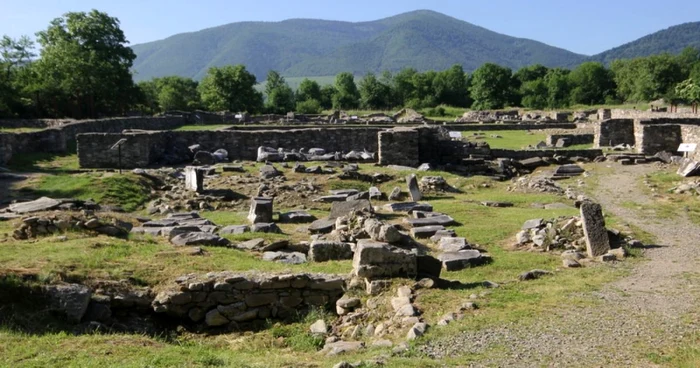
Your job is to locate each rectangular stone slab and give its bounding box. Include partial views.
[404,215,455,228]
[410,225,445,238]
[580,202,610,257]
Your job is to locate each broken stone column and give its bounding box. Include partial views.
[185,166,205,193]
[406,174,422,201]
[580,201,610,257]
[248,197,274,224]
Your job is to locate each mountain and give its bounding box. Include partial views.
[590,22,700,64]
[130,10,586,81]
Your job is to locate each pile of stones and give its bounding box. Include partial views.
[514,201,638,267]
[256,146,375,163]
[12,211,132,240]
[508,175,565,194]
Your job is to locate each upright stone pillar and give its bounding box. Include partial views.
[580,201,610,257]
[185,166,205,193]
[248,197,274,224]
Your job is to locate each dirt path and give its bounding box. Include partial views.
[419,164,700,367]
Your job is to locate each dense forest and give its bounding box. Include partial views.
[1,10,700,119]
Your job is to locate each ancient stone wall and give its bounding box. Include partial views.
[680,125,700,161]
[594,119,635,147]
[0,117,187,165]
[610,109,700,119]
[378,128,420,166]
[546,133,594,146]
[636,124,682,154]
[0,118,76,129]
[78,127,383,168]
[152,272,346,328]
[490,148,604,160]
[226,123,578,132]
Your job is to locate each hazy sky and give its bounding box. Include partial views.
[1,0,699,55]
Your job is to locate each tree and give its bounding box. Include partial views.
[34,10,138,118]
[544,68,571,108]
[137,76,200,113]
[392,68,418,106]
[319,84,336,110]
[432,64,470,107]
[264,70,294,114]
[295,99,322,114]
[199,65,263,113]
[296,78,322,103]
[569,62,615,105]
[612,55,683,102]
[469,63,514,110]
[358,72,391,109]
[676,78,700,103]
[0,35,36,117]
[520,79,548,109]
[332,72,359,109]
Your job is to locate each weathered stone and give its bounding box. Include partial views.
[522,218,544,230]
[518,269,554,281]
[365,279,391,295]
[245,293,278,307]
[352,239,417,279]
[322,341,364,356]
[580,202,610,257]
[678,158,700,177]
[44,283,91,323]
[438,237,469,252]
[259,164,282,179]
[205,308,229,326]
[309,218,336,234]
[554,164,585,177]
[236,238,265,250]
[406,174,422,201]
[219,225,249,235]
[309,240,353,262]
[279,210,315,223]
[184,166,205,192]
[430,229,456,242]
[417,254,442,279]
[388,187,403,201]
[170,232,230,247]
[251,222,281,233]
[329,199,372,219]
[410,225,445,239]
[438,250,487,271]
[515,230,531,245]
[9,197,61,214]
[369,186,383,200]
[247,197,273,224]
[262,251,306,264]
[382,202,433,213]
[363,218,402,244]
[404,215,455,228]
[310,319,328,334]
[563,259,581,268]
[481,201,514,208]
[259,240,289,252]
[406,322,427,340]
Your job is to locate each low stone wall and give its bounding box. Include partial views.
[681,125,700,161]
[226,123,578,132]
[594,119,635,147]
[490,148,604,160]
[611,109,700,119]
[546,133,594,146]
[0,118,76,129]
[152,272,346,327]
[78,127,383,168]
[634,118,700,155]
[0,117,187,165]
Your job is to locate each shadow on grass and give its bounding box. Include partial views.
[0,275,177,340]
[7,151,80,173]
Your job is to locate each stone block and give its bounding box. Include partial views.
[580,202,610,257]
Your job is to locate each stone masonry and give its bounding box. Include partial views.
[152,272,346,328]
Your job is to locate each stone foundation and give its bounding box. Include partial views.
[594,119,635,147]
[152,272,346,328]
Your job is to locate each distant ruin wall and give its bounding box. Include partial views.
[490,148,604,160]
[226,123,578,132]
[0,118,76,129]
[594,119,635,147]
[78,127,383,168]
[0,117,187,165]
[611,109,700,120]
[378,128,420,167]
[546,133,594,146]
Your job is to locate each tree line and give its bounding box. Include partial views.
[2,10,700,119]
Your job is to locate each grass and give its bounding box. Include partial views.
[17,173,152,212]
[174,124,232,131]
[0,127,44,133]
[640,170,700,225]
[0,163,661,367]
[7,152,80,173]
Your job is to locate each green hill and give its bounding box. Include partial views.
[130,10,586,81]
[590,22,700,64]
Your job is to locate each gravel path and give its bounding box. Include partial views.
[418,164,700,367]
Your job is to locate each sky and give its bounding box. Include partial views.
[1,0,699,55]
